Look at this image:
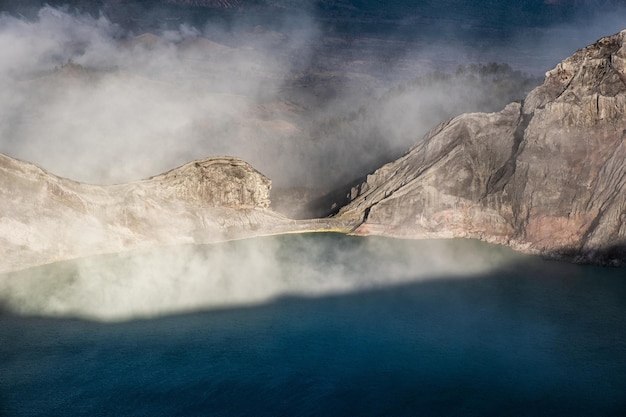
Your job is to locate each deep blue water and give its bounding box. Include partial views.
[1,234,626,416]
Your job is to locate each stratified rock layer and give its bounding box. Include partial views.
[339,30,626,265]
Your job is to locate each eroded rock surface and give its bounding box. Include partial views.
[0,154,349,273]
[338,30,626,265]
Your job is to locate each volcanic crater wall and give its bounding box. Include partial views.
[338,30,626,265]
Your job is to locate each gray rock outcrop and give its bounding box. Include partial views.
[338,30,626,265]
[0,154,349,273]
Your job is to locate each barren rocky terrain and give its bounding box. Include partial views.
[0,153,352,273]
[338,30,626,265]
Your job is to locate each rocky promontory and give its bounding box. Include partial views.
[0,154,351,273]
[338,30,626,265]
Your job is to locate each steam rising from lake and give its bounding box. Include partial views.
[0,235,527,321]
[2,5,626,413]
[1,4,625,320]
[2,233,625,416]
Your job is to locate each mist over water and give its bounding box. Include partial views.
[1,234,625,416]
[0,234,525,321]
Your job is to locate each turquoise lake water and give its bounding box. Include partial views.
[1,234,625,416]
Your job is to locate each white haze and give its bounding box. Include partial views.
[0,6,320,185]
[0,6,625,188]
[0,235,528,321]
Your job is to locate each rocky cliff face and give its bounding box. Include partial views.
[338,30,626,265]
[0,154,350,273]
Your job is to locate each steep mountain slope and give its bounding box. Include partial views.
[338,30,626,265]
[0,154,350,273]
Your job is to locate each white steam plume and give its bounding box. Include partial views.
[0,235,527,321]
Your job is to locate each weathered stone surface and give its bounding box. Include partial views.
[338,30,626,265]
[0,154,352,273]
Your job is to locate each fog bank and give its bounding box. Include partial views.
[0,235,527,321]
[1,4,625,191]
